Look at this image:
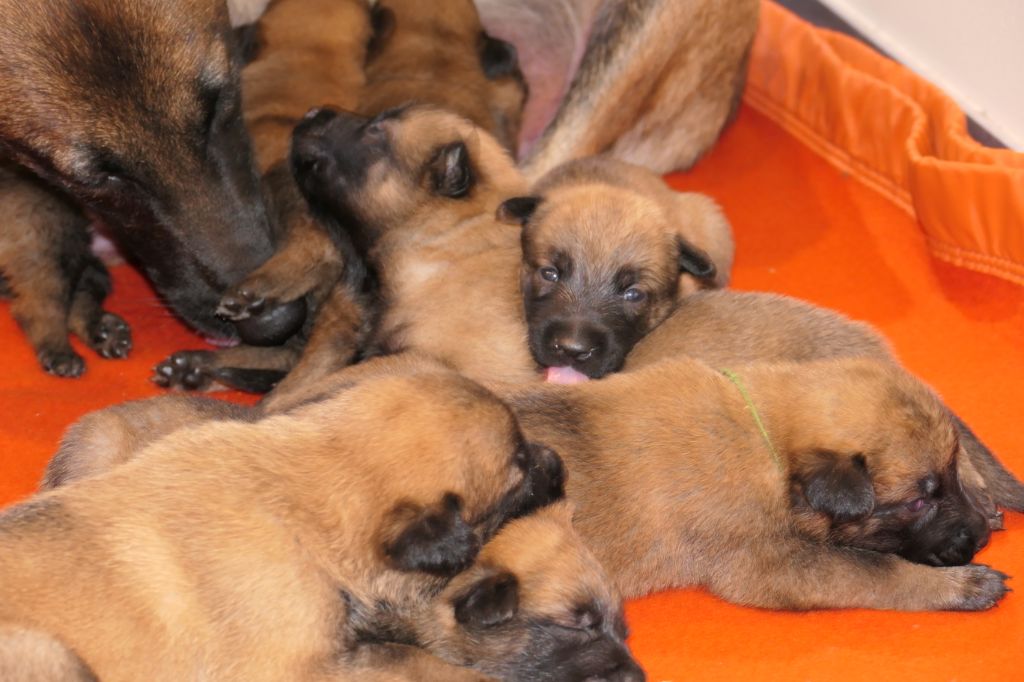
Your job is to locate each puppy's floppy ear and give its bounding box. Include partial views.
[479,32,520,79]
[454,571,520,628]
[676,237,717,284]
[496,196,541,226]
[791,451,875,523]
[381,493,480,577]
[366,5,396,61]
[430,142,474,198]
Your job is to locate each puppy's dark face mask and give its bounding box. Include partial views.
[0,1,273,338]
[424,505,645,682]
[499,193,718,380]
[790,443,992,566]
[291,104,521,260]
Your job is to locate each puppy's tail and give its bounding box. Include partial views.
[955,414,1024,511]
[211,368,287,394]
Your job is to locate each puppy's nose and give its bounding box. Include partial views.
[551,335,599,362]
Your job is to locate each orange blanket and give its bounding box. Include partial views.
[1,1,1022,679]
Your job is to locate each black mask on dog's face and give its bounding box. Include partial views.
[0,6,274,338]
[791,450,992,566]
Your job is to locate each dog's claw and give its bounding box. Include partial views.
[90,312,132,359]
[950,564,1010,611]
[39,348,86,378]
[152,350,215,391]
[217,288,267,321]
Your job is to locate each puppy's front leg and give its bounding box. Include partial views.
[218,167,343,321]
[709,541,1010,612]
[0,163,90,376]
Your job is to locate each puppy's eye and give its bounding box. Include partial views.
[89,157,129,188]
[623,286,645,302]
[906,497,928,512]
[540,266,559,282]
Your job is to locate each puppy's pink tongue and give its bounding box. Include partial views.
[545,366,590,385]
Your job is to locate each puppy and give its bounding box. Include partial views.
[288,104,536,389]
[498,156,732,379]
[621,289,1024,527]
[362,0,528,150]
[2,365,564,680]
[0,0,274,359]
[475,0,760,178]
[405,502,644,682]
[504,355,1013,610]
[42,377,642,681]
[152,0,375,391]
[283,106,731,397]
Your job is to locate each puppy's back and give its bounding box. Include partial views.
[626,289,893,370]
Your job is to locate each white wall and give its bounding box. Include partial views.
[819,0,1024,150]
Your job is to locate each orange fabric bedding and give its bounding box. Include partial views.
[1,1,1023,679]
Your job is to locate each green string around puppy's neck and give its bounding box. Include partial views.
[719,368,783,473]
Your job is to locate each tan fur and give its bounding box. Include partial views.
[0,627,97,682]
[530,156,733,292]
[504,355,1009,610]
[520,0,760,179]
[361,0,526,150]
[2,367,547,681]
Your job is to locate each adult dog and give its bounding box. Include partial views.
[0,0,275,376]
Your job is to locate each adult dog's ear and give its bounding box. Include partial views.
[496,196,541,226]
[676,237,717,285]
[479,33,520,79]
[366,4,396,61]
[791,451,875,523]
[380,493,480,577]
[453,571,520,628]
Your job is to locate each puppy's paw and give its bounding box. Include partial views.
[39,347,85,378]
[947,564,1010,611]
[217,286,267,322]
[151,351,215,391]
[89,312,132,359]
[381,493,480,577]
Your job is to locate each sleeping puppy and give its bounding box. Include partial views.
[399,502,644,682]
[2,365,565,681]
[498,156,732,380]
[282,105,730,395]
[212,352,1013,612]
[621,290,1024,528]
[41,387,642,681]
[0,0,275,374]
[503,354,1012,610]
[362,0,528,150]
